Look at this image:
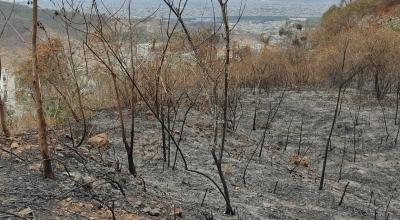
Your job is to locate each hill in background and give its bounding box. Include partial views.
[0,1,66,47]
[0,1,70,65]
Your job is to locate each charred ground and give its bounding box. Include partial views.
[0,89,399,220]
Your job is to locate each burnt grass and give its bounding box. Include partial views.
[0,89,399,219]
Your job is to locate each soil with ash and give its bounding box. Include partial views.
[0,89,399,219]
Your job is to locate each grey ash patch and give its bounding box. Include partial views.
[0,89,399,219]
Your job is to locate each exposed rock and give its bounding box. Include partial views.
[87,133,109,149]
[149,208,161,216]
[10,142,19,149]
[69,172,97,190]
[28,163,41,171]
[16,207,34,218]
[357,168,367,175]
[142,207,151,214]
[290,155,309,167]
[134,200,144,208]
[222,164,232,176]
[143,207,161,216]
[170,207,183,218]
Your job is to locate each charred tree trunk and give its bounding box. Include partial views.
[161,104,167,163]
[375,71,382,101]
[320,41,354,190]
[32,0,54,179]
[128,0,137,176]
[127,148,135,175]
[217,0,234,215]
[319,85,342,190]
[111,73,136,176]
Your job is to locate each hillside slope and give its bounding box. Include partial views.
[0,1,66,48]
[1,89,399,219]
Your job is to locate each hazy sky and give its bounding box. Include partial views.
[4,0,339,17]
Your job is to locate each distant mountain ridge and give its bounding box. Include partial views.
[0,0,66,48]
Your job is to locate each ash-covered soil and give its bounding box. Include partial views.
[0,89,399,220]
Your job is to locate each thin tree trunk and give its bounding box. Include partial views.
[338,182,350,206]
[217,0,234,215]
[297,118,303,155]
[167,99,171,167]
[111,74,136,176]
[319,41,353,190]
[32,0,54,179]
[319,86,342,190]
[284,117,293,152]
[128,0,137,175]
[252,98,258,130]
[338,139,346,182]
[0,58,10,137]
[161,104,167,162]
[0,99,10,137]
[213,82,219,147]
[395,81,400,125]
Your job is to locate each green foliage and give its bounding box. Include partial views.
[384,17,400,31]
[6,108,15,126]
[279,27,293,37]
[45,99,69,125]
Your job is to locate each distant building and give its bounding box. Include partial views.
[0,68,17,110]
